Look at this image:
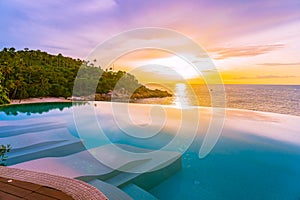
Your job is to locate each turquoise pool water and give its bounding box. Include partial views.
[1,102,300,199]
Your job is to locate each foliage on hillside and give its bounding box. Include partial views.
[0,47,171,104]
[0,47,80,100]
[0,72,10,104]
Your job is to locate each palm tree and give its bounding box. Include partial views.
[0,72,10,104]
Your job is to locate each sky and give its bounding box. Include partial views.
[1,0,300,84]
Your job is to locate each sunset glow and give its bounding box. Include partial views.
[1,0,300,84]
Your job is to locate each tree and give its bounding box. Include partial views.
[0,47,171,102]
[0,72,10,104]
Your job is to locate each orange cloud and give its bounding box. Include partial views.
[209,44,284,60]
[115,49,173,63]
[257,62,300,66]
[231,75,297,79]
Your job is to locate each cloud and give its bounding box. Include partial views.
[0,0,118,49]
[1,0,300,59]
[39,44,70,51]
[257,62,300,66]
[127,64,186,83]
[210,44,285,59]
[9,0,117,15]
[232,75,297,80]
[114,49,173,63]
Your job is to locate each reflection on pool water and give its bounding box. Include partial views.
[1,102,300,199]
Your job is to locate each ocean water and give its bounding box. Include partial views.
[137,84,300,116]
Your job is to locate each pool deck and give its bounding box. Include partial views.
[0,176,74,200]
[0,166,108,200]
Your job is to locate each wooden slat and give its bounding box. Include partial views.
[36,186,74,200]
[0,177,75,200]
[23,192,58,200]
[0,178,42,191]
[0,182,32,197]
[0,191,24,200]
[0,177,9,183]
[0,166,107,200]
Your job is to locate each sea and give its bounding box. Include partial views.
[136,84,300,116]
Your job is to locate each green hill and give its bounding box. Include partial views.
[0,47,171,104]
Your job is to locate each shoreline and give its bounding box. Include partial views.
[9,97,71,105]
[3,97,300,118]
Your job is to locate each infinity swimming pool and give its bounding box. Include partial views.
[1,102,300,199]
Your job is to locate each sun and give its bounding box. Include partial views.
[114,50,202,83]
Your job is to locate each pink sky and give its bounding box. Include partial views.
[1,0,300,84]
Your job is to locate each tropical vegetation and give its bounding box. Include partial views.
[0,47,171,104]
